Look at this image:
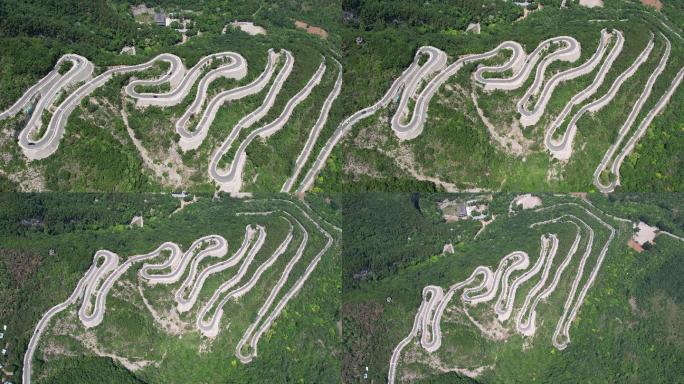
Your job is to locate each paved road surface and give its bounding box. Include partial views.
[176,50,278,151]
[22,200,337,383]
[388,203,617,383]
[593,34,672,193]
[297,34,595,192]
[544,30,637,160]
[283,59,343,193]
[209,56,325,193]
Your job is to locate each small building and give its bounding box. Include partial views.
[154,12,166,26]
[0,332,3,339]
[1,348,6,355]
[172,191,188,199]
[442,243,455,254]
[129,215,144,228]
[355,36,364,45]
[456,203,468,218]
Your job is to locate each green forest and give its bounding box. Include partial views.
[0,192,341,384]
[312,0,684,193]
[342,192,684,383]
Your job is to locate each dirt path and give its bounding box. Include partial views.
[471,92,530,156]
[120,101,188,187]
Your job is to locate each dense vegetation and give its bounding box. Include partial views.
[0,193,341,384]
[341,193,480,288]
[341,0,522,32]
[0,0,343,193]
[342,193,684,383]
[317,0,684,193]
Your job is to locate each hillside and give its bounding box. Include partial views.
[319,0,684,193]
[0,0,345,194]
[0,193,341,383]
[342,192,684,382]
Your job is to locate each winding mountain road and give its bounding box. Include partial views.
[22,200,336,383]
[544,31,647,160]
[283,59,343,193]
[592,34,676,193]
[516,31,608,127]
[125,52,247,107]
[296,31,615,192]
[2,49,333,194]
[388,203,617,383]
[176,50,279,151]
[209,57,326,192]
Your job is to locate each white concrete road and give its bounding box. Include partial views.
[297,31,616,192]
[11,53,194,160]
[388,203,619,383]
[3,49,334,195]
[208,55,326,193]
[516,31,608,127]
[22,200,337,383]
[544,30,641,160]
[283,59,343,193]
[5,29,680,193]
[593,34,682,193]
[176,50,279,151]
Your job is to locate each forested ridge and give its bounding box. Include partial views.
[342,0,523,31]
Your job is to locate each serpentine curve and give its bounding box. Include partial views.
[124,52,247,107]
[283,58,343,193]
[516,30,608,127]
[388,203,617,383]
[22,200,336,383]
[175,49,279,151]
[209,56,326,192]
[297,31,615,192]
[593,35,683,192]
[545,31,648,160]
[2,49,332,194]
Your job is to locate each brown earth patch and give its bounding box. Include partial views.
[641,0,663,10]
[294,20,328,39]
[627,239,644,253]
